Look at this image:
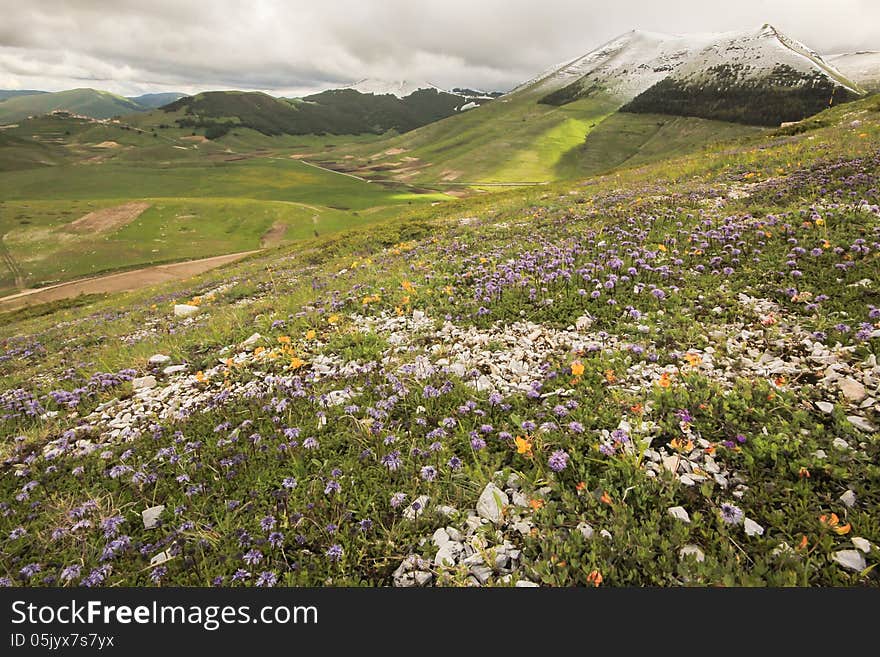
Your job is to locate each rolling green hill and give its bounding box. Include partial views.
[156,88,487,139]
[0,88,144,123]
[0,90,47,102]
[127,92,187,109]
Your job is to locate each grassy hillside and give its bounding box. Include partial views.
[127,93,187,109]
[156,89,479,139]
[0,114,448,295]
[0,95,878,588]
[0,88,144,123]
[0,90,47,102]
[621,67,862,126]
[558,112,763,177]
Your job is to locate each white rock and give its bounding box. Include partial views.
[515,580,539,587]
[839,378,867,402]
[148,354,171,365]
[832,437,852,450]
[434,541,462,567]
[446,527,464,542]
[132,375,157,390]
[437,505,458,518]
[403,495,430,520]
[163,365,187,375]
[744,518,764,537]
[141,505,165,529]
[476,483,508,524]
[432,527,450,547]
[679,545,705,562]
[833,549,866,572]
[679,475,696,487]
[240,333,262,349]
[469,564,493,584]
[815,401,834,414]
[576,522,594,539]
[839,489,857,508]
[847,416,877,432]
[668,506,691,523]
[413,571,433,587]
[173,304,200,318]
[852,537,871,553]
[150,550,172,566]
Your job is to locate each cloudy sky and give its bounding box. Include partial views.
[0,0,878,96]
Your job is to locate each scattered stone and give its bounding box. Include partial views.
[434,541,462,567]
[839,489,857,508]
[403,495,430,520]
[515,580,539,587]
[446,527,464,542]
[432,528,450,547]
[150,550,172,567]
[469,564,493,584]
[839,378,867,403]
[744,518,764,537]
[132,375,157,390]
[148,354,171,365]
[668,506,691,523]
[476,483,508,524]
[173,304,200,318]
[163,365,187,375]
[576,522,594,539]
[240,333,262,349]
[847,416,877,433]
[679,545,705,562]
[815,401,834,414]
[414,571,433,587]
[852,537,871,553]
[832,437,852,450]
[141,505,165,529]
[437,505,458,518]
[832,549,866,572]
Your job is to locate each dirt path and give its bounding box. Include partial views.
[0,251,259,311]
[295,159,371,182]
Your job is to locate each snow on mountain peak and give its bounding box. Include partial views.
[343,79,440,98]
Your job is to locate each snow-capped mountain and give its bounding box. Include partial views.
[532,25,860,109]
[512,29,722,101]
[827,52,880,91]
[343,79,441,98]
[662,24,857,92]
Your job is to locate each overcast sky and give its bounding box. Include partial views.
[0,0,878,97]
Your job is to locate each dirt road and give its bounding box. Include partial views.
[0,251,259,312]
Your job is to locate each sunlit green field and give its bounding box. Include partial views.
[0,118,447,294]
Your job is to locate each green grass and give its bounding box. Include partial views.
[0,122,450,294]
[0,96,877,587]
[559,112,764,177]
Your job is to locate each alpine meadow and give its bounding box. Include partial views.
[1,3,879,592]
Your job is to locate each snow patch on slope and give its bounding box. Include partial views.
[670,24,858,91]
[510,29,724,100]
[344,79,441,98]
[828,51,880,89]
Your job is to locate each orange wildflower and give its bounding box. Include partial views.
[586,570,603,587]
[600,491,613,505]
[658,372,672,388]
[798,467,810,478]
[305,329,316,340]
[514,436,533,458]
[604,369,617,383]
[571,360,585,377]
[529,499,544,511]
[575,481,587,492]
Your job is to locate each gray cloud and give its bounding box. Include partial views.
[0,0,878,95]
